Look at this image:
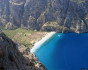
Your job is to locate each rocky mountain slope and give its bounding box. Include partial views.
[0,30,47,70]
[0,0,88,33]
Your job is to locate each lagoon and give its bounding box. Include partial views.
[34,33,88,70]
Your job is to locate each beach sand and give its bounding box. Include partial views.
[30,32,56,53]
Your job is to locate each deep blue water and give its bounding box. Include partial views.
[34,33,88,70]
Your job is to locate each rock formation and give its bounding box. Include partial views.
[0,0,88,33]
[0,31,47,70]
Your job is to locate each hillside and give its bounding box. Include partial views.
[2,28,48,48]
[71,0,87,3]
[0,0,88,33]
[0,30,47,70]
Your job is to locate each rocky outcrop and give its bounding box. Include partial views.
[5,22,18,29]
[0,31,47,70]
[41,22,63,32]
[0,0,88,33]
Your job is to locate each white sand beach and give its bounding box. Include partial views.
[30,32,56,53]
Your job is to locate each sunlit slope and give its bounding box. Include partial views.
[71,0,87,3]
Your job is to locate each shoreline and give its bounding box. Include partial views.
[30,32,57,53]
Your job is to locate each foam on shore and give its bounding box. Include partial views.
[30,32,57,53]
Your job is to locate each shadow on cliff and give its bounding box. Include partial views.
[76,0,88,26]
[0,31,46,70]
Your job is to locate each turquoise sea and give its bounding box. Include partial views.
[34,33,88,70]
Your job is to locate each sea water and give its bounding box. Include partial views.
[34,33,88,70]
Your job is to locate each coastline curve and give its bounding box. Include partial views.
[30,32,57,53]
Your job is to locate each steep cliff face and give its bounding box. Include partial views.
[9,0,25,26]
[0,31,47,70]
[0,0,10,25]
[0,0,88,33]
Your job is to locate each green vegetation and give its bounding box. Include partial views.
[47,21,57,24]
[2,28,47,48]
[3,28,34,39]
[2,28,35,48]
[0,25,4,29]
[71,0,87,3]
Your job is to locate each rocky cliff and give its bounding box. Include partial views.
[0,0,88,33]
[0,30,47,70]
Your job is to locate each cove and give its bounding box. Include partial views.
[34,33,88,70]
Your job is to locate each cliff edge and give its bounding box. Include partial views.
[0,30,47,70]
[0,0,88,33]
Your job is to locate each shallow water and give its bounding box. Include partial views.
[34,33,88,70]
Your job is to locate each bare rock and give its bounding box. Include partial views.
[0,31,47,70]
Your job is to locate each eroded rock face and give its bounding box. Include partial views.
[0,0,88,33]
[0,31,47,70]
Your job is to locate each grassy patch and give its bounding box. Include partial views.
[3,28,34,38]
[0,25,5,29]
[2,28,47,48]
